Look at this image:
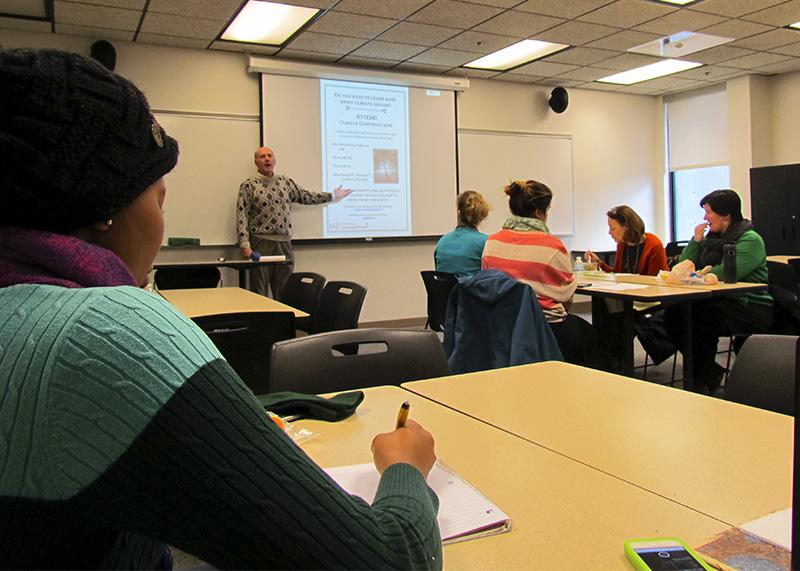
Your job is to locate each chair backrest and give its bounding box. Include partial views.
[768,260,799,294]
[420,270,458,332]
[269,328,449,394]
[310,281,367,333]
[193,311,295,395]
[725,334,797,415]
[279,272,326,331]
[154,267,221,290]
[665,241,689,269]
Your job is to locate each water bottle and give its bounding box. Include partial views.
[574,256,585,272]
[723,244,737,284]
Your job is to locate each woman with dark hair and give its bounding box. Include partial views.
[434,190,490,276]
[0,49,441,570]
[665,189,772,393]
[482,179,597,365]
[585,205,668,275]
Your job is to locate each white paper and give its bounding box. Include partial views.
[580,282,649,291]
[739,508,791,549]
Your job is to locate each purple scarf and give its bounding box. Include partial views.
[0,226,137,288]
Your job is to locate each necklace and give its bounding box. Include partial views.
[624,242,643,273]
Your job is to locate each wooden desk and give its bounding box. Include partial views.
[298,385,728,570]
[154,257,288,288]
[768,255,800,265]
[159,287,308,318]
[403,362,792,528]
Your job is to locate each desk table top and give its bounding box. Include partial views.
[159,287,308,318]
[768,255,800,265]
[403,362,792,528]
[297,386,728,570]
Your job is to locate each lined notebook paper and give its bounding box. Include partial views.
[325,460,512,544]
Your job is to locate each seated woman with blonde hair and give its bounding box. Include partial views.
[585,205,667,275]
[434,190,490,276]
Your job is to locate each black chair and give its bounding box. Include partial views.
[193,311,295,395]
[420,271,458,332]
[310,281,367,334]
[724,334,797,415]
[665,241,689,269]
[269,328,449,394]
[154,267,221,289]
[279,272,326,332]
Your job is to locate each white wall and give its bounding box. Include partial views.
[3,29,662,322]
[769,70,800,166]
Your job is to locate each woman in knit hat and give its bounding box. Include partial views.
[0,49,440,570]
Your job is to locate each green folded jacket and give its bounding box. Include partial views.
[256,391,364,422]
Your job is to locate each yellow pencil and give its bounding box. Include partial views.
[396,401,411,429]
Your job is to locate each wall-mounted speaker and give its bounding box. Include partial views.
[90,40,116,71]
[548,87,569,113]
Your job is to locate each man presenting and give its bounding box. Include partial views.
[237,146,351,299]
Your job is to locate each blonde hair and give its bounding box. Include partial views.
[457,190,490,228]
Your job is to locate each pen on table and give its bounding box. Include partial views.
[396,401,411,429]
[700,554,734,571]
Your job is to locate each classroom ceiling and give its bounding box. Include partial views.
[3,0,800,96]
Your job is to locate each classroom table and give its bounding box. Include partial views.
[296,385,729,570]
[153,256,288,288]
[159,286,308,318]
[402,361,792,528]
[768,255,800,266]
[576,272,768,389]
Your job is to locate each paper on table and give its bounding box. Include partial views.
[580,282,649,291]
[325,460,512,544]
[739,508,791,549]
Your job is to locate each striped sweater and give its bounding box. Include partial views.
[0,284,441,569]
[482,227,576,322]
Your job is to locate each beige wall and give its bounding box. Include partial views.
[4,30,662,322]
[769,70,800,167]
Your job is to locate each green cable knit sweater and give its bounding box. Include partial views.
[0,284,441,569]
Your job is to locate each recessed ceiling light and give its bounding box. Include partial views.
[221,0,320,46]
[598,59,702,85]
[463,39,570,71]
[629,31,734,58]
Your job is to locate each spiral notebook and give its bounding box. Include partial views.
[325,460,512,544]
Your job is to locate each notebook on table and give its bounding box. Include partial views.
[325,460,512,545]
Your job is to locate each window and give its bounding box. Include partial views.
[670,165,730,242]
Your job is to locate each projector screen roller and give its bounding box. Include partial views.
[261,74,458,241]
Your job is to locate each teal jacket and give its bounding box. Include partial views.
[434,226,488,277]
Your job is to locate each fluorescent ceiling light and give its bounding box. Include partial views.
[464,39,569,71]
[221,1,319,45]
[650,0,701,5]
[629,31,733,58]
[598,59,702,85]
[789,22,800,30]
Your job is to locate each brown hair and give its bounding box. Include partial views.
[456,190,490,228]
[505,180,552,220]
[607,205,645,244]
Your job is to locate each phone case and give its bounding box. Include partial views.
[624,537,714,571]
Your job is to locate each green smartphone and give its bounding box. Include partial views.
[624,538,713,571]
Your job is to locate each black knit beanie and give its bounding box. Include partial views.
[0,48,179,233]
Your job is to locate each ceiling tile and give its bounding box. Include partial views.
[464,0,522,7]
[555,66,617,81]
[698,18,774,40]
[407,0,503,29]
[729,28,800,50]
[581,81,622,91]
[633,10,728,36]
[59,0,145,8]
[276,48,340,62]
[473,10,564,38]
[394,61,453,73]
[634,75,704,90]
[147,0,240,20]
[680,44,756,64]
[741,0,800,26]
[438,30,520,53]
[350,40,427,60]
[598,52,662,70]
[274,0,330,7]
[376,21,460,46]
[408,47,478,66]
[54,1,141,31]
[535,20,620,45]
[140,12,223,39]
[337,55,399,68]
[688,0,786,18]
[770,41,800,57]
[577,0,677,29]
[56,23,134,40]
[511,59,579,76]
[137,32,210,49]
[757,58,800,74]
[536,77,583,87]
[515,0,616,19]
[445,67,501,78]
[672,64,746,81]
[308,11,395,39]
[584,29,660,51]
[542,46,616,65]
[722,51,791,69]
[210,41,279,55]
[499,73,544,83]
[286,31,366,54]
[331,0,431,19]
[614,82,661,94]
[0,16,52,32]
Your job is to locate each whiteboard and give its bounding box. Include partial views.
[156,113,260,246]
[458,130,574,236]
